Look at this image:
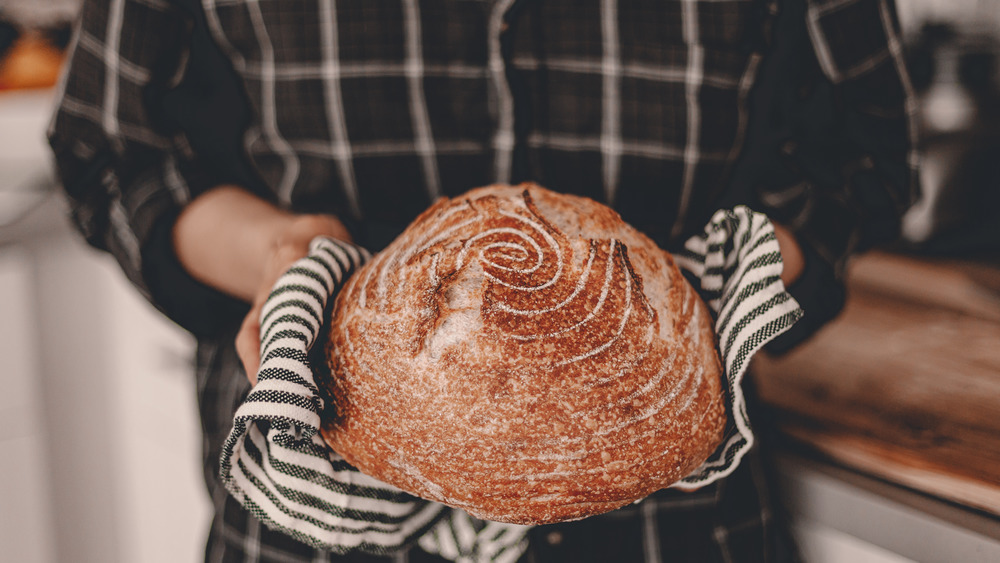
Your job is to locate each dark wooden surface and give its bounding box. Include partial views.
[753,251,1000,516]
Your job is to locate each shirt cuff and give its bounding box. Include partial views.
[141,208,250,338]
[764,240,846,354]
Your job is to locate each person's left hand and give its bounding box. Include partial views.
[772,221,804,286]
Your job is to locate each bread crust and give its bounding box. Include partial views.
[320,184,725,524]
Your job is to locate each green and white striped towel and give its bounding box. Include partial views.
[219,205,803,562]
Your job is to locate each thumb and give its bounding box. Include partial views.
[236,302,263,386]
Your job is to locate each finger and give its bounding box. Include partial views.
[236,306,262,386]
[240,246,305,387]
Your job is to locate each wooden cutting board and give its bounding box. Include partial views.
[753,251,1000,516]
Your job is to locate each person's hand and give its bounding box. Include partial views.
[234,215,351,384]
[173,185,350,385]
[772,221,804,286]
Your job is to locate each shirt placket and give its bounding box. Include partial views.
[489,0,526,185]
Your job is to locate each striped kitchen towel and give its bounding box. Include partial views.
[672,206,804,488]
[219,205,803,561]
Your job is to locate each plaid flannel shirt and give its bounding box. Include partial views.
[48,0,917,561]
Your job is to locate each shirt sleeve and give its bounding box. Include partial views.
[48,0,250,337]
[725,0,919,351]
[793,0,918,265]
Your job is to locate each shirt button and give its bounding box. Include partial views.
[546,531,563,545]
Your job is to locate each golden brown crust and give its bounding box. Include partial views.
[320,183,725,524]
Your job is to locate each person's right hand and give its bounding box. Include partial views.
[172,185,350,384]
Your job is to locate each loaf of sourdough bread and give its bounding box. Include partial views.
[320,183,725,525]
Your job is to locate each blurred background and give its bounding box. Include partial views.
[0,0,997,562]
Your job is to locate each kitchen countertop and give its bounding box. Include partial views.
[754,249,1000,538]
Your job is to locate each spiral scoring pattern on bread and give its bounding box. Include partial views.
[322,185,725,525]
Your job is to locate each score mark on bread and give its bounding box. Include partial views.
[321,184,725,525]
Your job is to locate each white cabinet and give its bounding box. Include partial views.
[0,195,212,563]
[0,246,55,563]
